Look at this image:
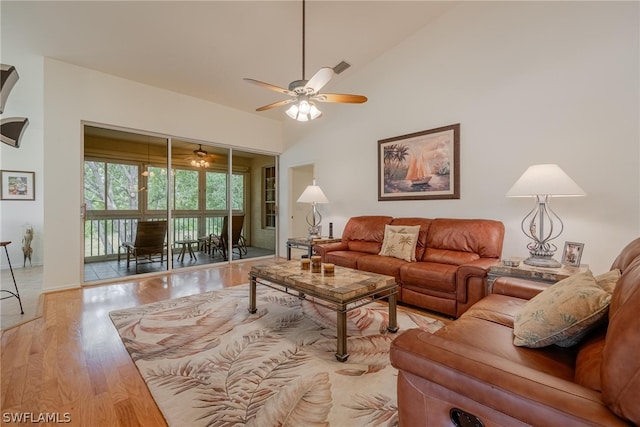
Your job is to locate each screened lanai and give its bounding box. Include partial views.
[83,125,277,282]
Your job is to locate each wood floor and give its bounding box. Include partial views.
[1,258,278,427]
[1,257,449,426]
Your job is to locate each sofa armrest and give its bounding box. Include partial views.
[390,329,627,426]
[492,276,549,300]
[455,258,497,305]
[313,241,348,259]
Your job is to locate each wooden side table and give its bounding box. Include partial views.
[286,237,341,260]
[486,257,589,293]
[0,241,24,314]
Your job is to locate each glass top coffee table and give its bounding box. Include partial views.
[249,260,399,362]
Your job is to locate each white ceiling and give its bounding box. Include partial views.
[2,1,457,121]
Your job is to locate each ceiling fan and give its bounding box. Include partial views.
[244,0,367,121]
[190,144,211,168]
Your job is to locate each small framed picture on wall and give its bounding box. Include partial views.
[0,170,35,201]
[561,241,584,267]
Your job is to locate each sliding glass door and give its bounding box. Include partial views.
[82,125,277,283]
[83,126,169,281]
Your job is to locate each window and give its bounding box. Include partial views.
[231,173,245,211]
[146,166,168,210]
[173,169,199,210]
[205,171,227,210]
[205,171,245,211]
[264,166,276,228]
[84,161,139,210]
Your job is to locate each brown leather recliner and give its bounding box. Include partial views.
[314,215,505,318]
[390,238,640,426]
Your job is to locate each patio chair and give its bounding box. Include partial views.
[118,220,167,273]
[212,215,247,260]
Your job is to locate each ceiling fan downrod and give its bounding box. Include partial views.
[301,0,306,81]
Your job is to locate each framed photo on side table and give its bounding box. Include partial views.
[1,170,35,200]
[561,241,584,267]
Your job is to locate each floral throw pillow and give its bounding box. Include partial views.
[513,270,611,348]
[378,225,420,262]
[595,269,621,294]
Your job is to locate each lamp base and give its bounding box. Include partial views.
[306,225,322,241]
[523,255,561,268]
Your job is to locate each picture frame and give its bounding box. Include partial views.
[378,123,460,201]
[561,241,584,267]
[1,170,35,201]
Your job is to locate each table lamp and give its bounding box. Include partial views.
[297,179,329,240]
[506,164,585,268]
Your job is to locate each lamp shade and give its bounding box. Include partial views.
[297,181,328,204]
[506,164,586,197]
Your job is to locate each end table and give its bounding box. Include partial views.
[487,257,589,293]
[286,237,341,260]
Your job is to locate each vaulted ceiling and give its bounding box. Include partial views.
[2,1,457,120]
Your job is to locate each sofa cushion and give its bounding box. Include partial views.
[324,251,370,269]
[574,324,607,392]
[434,316,578,381]
[347,240,382,254]
[461,293,527,328]
[610,236,640,271]
[390,217,432,260]
[379,225,420,262]
[356,254,406,282]
[422,248,480,265]
[400,262,457,292]
[513,271,611,348]
[341,215,392,255]
[602,255,640,424]
[426,218,504,259]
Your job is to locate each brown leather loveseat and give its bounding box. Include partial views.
[390,237,640,426]
[314,216,505,318]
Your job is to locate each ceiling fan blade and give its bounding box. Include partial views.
[313,93,368,104]
[256,98,295,112]
[304,67,334,93]
[244,78,296,96]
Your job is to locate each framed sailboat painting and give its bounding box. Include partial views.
[378,123,460,201]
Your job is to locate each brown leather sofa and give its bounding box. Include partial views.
[314,216,505,318]
[390,237,640,426]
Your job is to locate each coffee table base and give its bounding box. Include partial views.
[249,274,398,362]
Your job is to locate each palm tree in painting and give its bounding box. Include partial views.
[383,144,409,180]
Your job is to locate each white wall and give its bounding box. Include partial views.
[0,52,44,269]
[40,59,282,291]
[279,1,640,274]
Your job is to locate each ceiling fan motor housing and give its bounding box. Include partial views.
[288,80,312,94]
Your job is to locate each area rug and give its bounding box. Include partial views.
[109,283,444,426]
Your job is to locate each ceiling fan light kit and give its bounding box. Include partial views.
[286,98,322,122]
[244,0,367,122]
[190,144,210,168]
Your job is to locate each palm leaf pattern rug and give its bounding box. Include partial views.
[110,284,444,426]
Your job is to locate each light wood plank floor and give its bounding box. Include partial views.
[1,258,279,426]
[1,257,449,426]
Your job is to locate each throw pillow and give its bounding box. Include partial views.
[379,225,420,262]
[595,269,621,294]
[513,270,611,348]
